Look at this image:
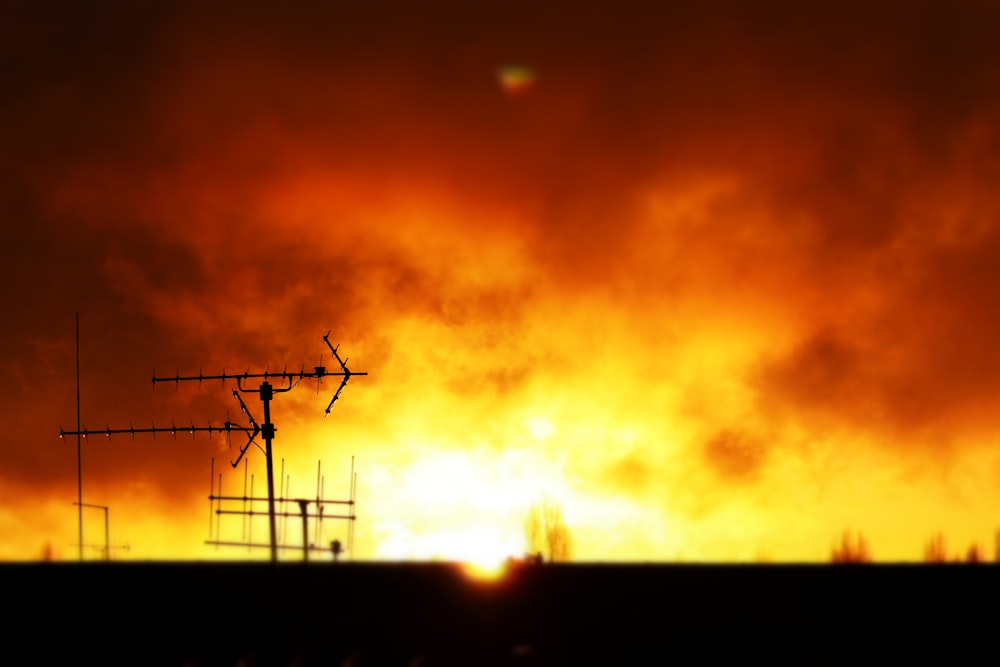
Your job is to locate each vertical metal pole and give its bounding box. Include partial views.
[261,382,278,563]
[279,458,285,546]
[76,312,83,562]
[348,456,354,557]
[350,466,357,560]
[249,474,254,553]
[315,461,322,546]
[283,475,290,544]
[104,506,110,562]
[209,458,215,539]
[299,499,309,562]
[242,458,249,540]
[216,472,222,549]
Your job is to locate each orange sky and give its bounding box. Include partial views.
[3,0,1000,563]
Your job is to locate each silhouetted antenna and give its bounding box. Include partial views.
[279,458,285,546]
[352,456,358,559]
[243,458,250,541]
[248,473,255,553]
[60,331,367,563]
[72,502,128,561]
[206,457,357,561]
[60,419,244,442]
[75,313,83,561]
[315,461,322,547]
[208,458,215,540]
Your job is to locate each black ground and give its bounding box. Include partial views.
[6,561,997,666]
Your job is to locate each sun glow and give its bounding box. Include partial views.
[362,445,575,563]
[461,556,511,583]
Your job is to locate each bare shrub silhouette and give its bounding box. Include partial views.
[830,529,870,563]
[525,495,572,562]
[924,532,948,562]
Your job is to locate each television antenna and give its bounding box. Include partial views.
[59,331,366,563]
[71,502,130,561]
[207,456,358,561]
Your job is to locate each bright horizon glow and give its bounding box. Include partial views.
[460,557,511,582]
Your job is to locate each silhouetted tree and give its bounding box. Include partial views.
[924,532,948,562]
[994,529,1000,562]
[965,543,983,563]
[831,529,870,563]
[526,496,572,562]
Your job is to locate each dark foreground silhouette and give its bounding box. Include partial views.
[5,561,997,666]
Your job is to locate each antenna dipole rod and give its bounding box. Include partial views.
[279,458,285,546]
[76,312,83,562]
[349,463,357,560]
[209,458,215,539]
[216,472,222,549]
[315,461,322,546]
[242,459,249,541]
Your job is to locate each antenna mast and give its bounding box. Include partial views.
[60,331,366,563]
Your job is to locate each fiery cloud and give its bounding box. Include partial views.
[2,1,1000,562]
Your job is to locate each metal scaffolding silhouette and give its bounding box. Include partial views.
[60,331,366,563]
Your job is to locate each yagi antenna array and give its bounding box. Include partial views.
[59,330,367,563]
[59,412,262,469]
[148,332,357,416]
[207,456,358,562]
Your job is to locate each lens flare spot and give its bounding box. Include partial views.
[497,65,537,96]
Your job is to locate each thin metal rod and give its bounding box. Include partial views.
[350,466,357,559]
[279,458,285,545]
[215,509,355,520]
[209,458,215,539]
[315,461,322,546]
[205,539,315,551]
[242,458,249,540]
[249,474,254,553]
[317,475,325,546]
[76,312,83,561]
[208,494,351,505]
[348,456,354,558]
[216,472,222,549]
[300,500,309,562]
[283,475,290,544]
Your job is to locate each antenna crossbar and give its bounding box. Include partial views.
[59,421,249,439]
[152,369,363,383]
[204,540,345,553]
[214,509,355,520]
[210,493,353,504]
